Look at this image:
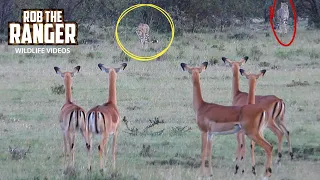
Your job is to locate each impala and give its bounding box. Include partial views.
[240,68,274,179]
[54,66,87,170]
[180,62,273,179]
[86,63,127,173]
[222,57,292,174]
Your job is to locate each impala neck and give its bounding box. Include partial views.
[192,72,204,111]
[107,70,117,104]
[248,78,256,104]
[64,75,72,103]
[232,66,241,98]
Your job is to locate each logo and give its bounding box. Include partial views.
[8,9,78,45]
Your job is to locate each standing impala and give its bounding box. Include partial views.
[240,68,274,179]
[180,62,273,179]
[86,63,127,173]
[54,66,87,170]
[222,57,292,174]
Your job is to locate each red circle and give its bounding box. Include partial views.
[269,0,297,47]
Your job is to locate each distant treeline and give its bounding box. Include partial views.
[0,0,319,35]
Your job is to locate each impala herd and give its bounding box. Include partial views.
[54,57,291,179]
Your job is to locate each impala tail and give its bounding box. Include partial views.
[277,100,285,122]
[68,107,86,132]
[87,108,105,134]
[258,110,268,134]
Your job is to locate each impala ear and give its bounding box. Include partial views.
[115,63,127,73]
[258,69,267,79]
[222,57,227,63]
[54,66,64,77]
[239,69,249,79]
[240,56,248,65]
[243,56,249,62]
[71,66,80,77]
[180,63,187,71]
[98,63,109,73]
[222,57,232,65]
[239,69,245,76]
[74,66,80,72]
[201,62,208,71]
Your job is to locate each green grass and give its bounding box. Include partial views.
[1,26,320,180]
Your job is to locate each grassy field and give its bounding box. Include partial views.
[1,25,320,180]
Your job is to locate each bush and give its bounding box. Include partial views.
[250,45,263,61]
[51,84,65,95]
[236,45,246,56]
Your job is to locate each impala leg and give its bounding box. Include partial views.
[70,132,76,168]
[279,122,293,159]
[99,133,109,173]
[250,140,256,175]
[86,132,92,171]
[200,131,208,177]
[268,121,284,164]
[63,132,68,169]
[235,131,245,174]
[235,131,241,160]
[207,134,213,177]
[112,130,118,170]
[66,131,73,168]
[240,132,246,174]
[248,133,273,179]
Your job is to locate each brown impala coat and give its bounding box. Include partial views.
[180,62,271,178]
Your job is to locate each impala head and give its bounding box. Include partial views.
[180,62,208,74]
[54,66,80,78]
[222,56,248,70]
[98,63,127,74]
[239,68,266,80]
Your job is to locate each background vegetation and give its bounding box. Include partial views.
[0,0,320,36]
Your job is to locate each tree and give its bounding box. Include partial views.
[0,0,16,34]
[296,0,320,28]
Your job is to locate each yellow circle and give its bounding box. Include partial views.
[115,4,175,61]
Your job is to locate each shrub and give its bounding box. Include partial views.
[250,45,263,61]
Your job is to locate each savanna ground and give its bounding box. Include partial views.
[1,21,320,180]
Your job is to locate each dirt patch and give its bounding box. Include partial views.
[286,80,310,87]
